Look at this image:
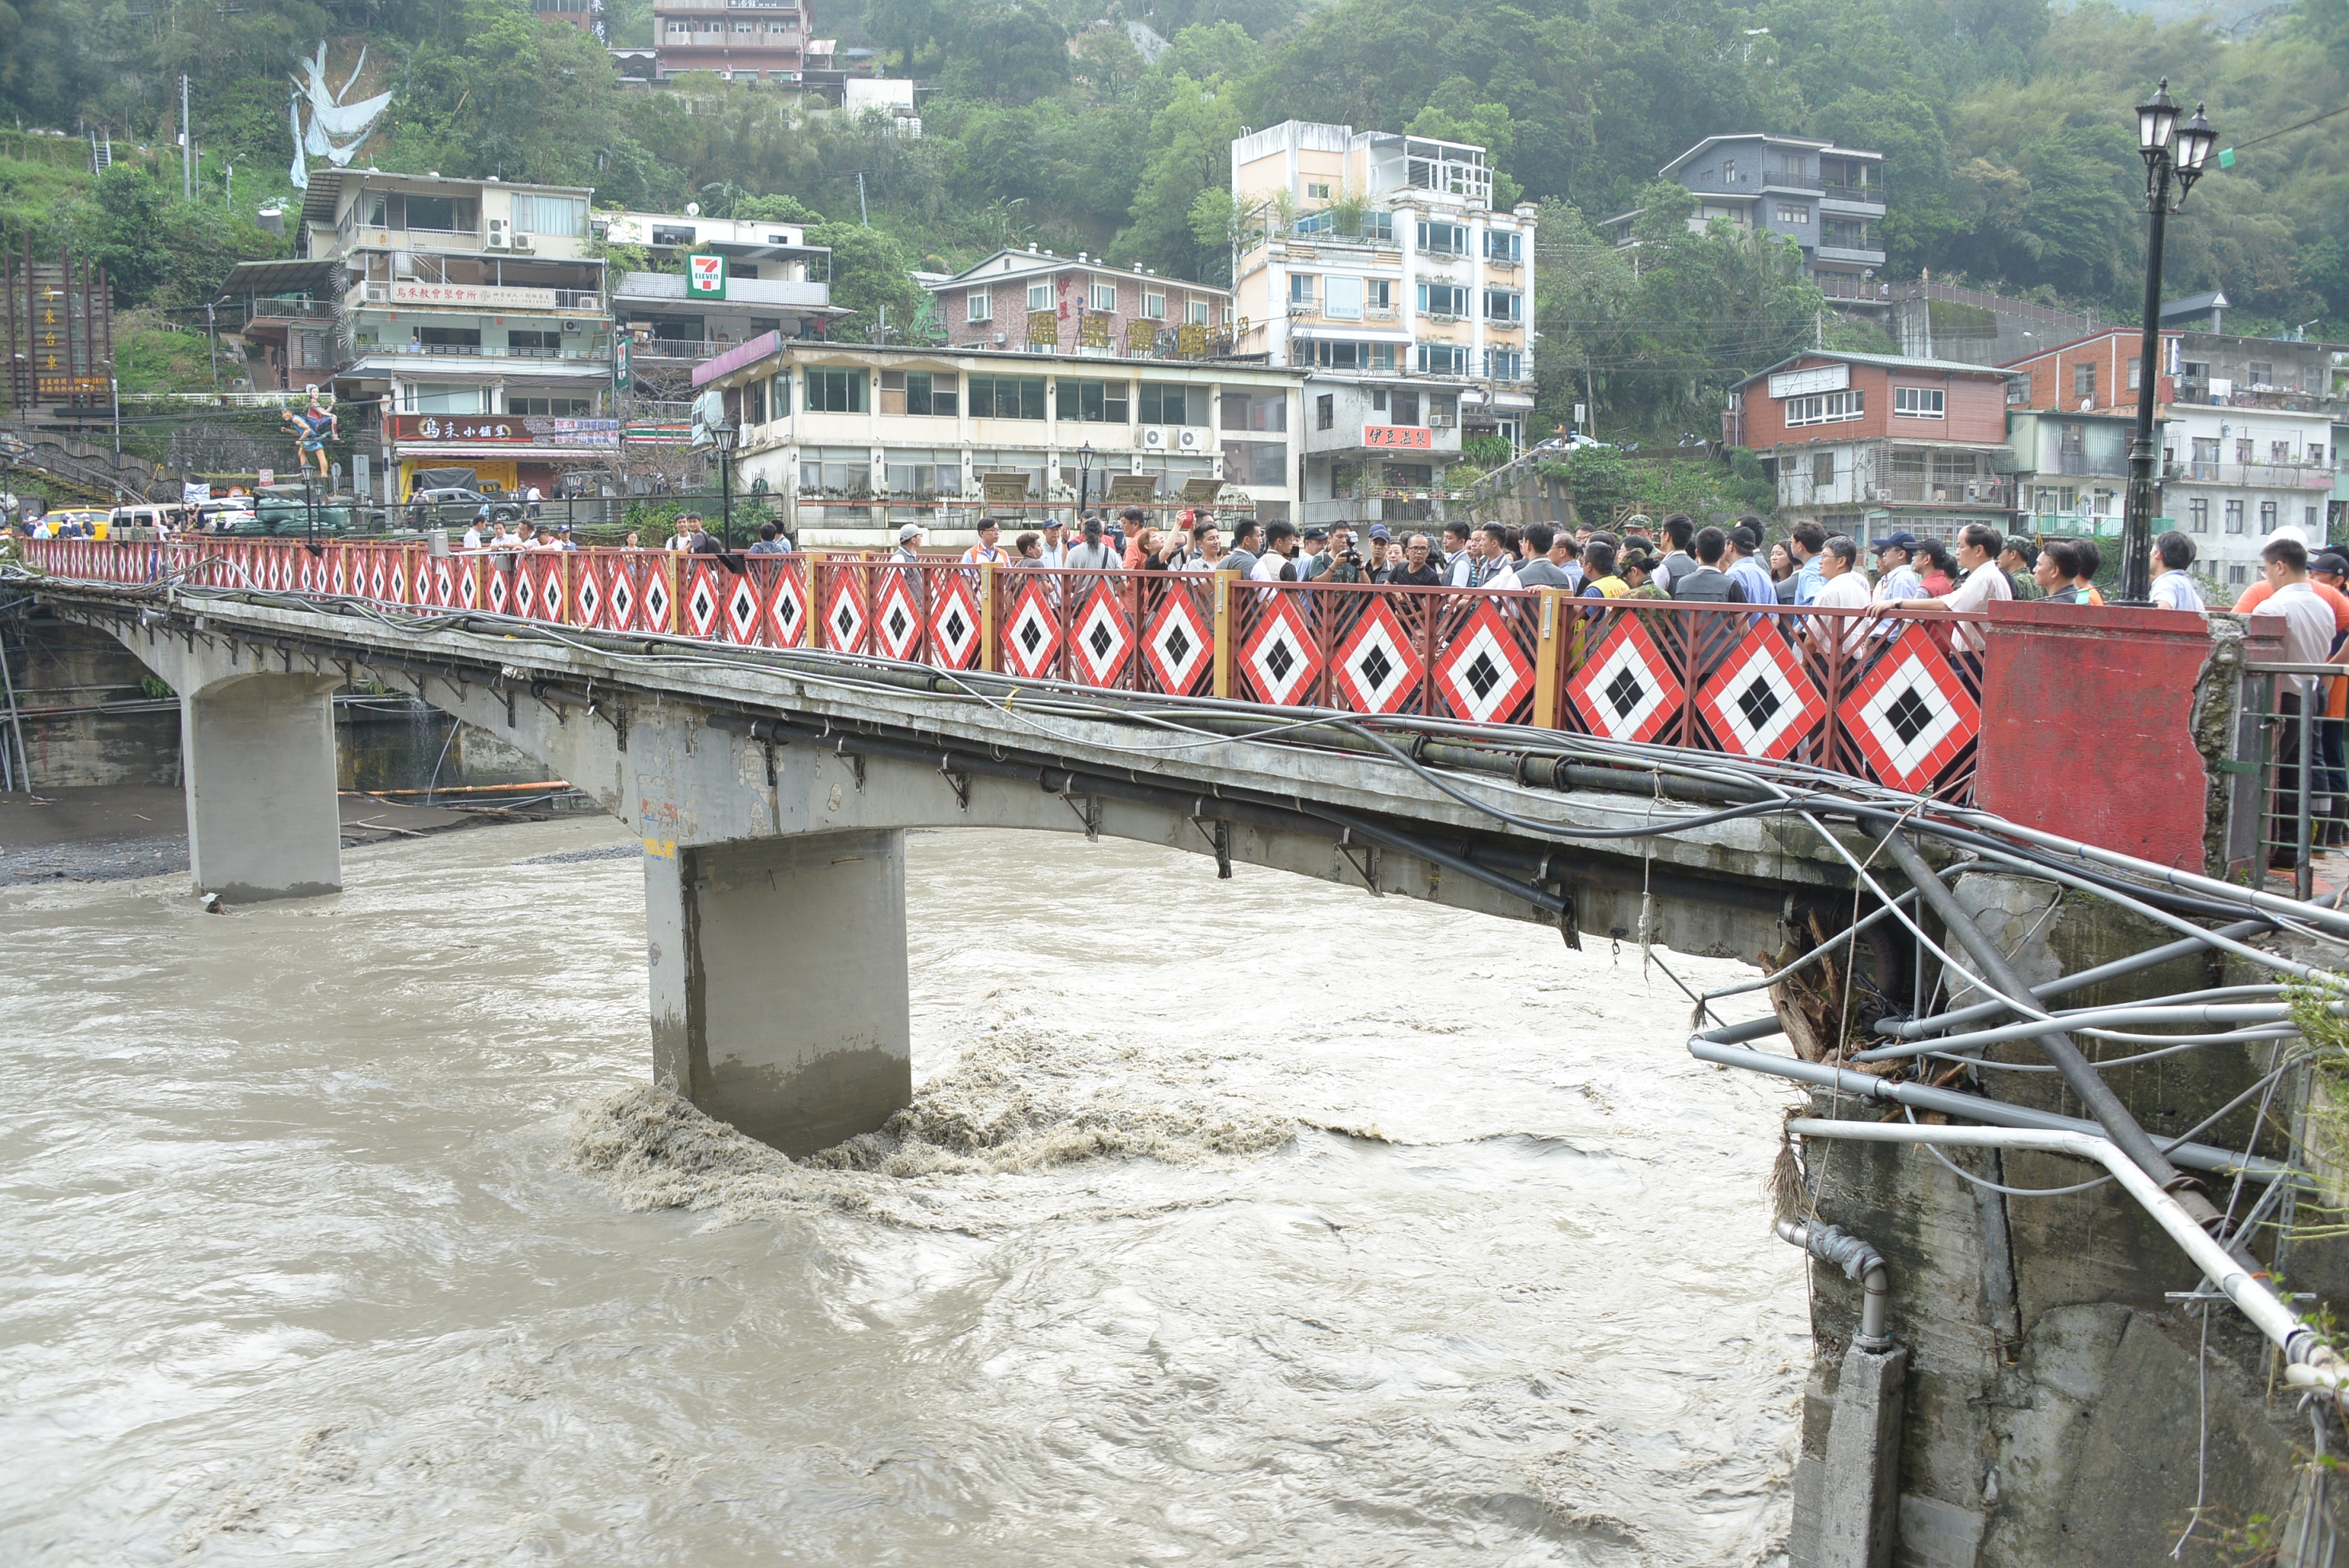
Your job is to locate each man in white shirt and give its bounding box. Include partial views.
[1869,521,2011,660]
[1179,520,1229,572]
[2257,535,2339,865]
[667,513,703,551]
[2149,529,2207,614]
[461,521,484,551]
[1809,534,1873,654]
[1250,521,1301,582]
[1065,516,1119,570]
[1871,531,1925,602]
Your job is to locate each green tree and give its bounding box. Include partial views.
[1406,77,1523,207]
[811,220,921,342]
[1115,75,1243,282]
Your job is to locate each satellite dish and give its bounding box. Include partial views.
[685,201,701,217]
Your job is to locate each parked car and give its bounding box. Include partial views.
[407,488,523,527]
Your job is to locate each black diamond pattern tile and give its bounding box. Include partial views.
[1885,686,1936,745]
[1736,677,1782,732]
[1265,640,1295,682]
[1464,652,1502,700]
[1605,666,1645,719]
[1360,646,1393,690]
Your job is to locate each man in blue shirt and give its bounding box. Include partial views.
[1788,520,1827,606]
[1724,524,1777,610]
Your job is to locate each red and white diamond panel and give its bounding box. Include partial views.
[1069,585,1134,686]
[1433,602,1530,724]
[1566,617,1686,743]
[576,562,604,628]
[607,566,637,630]
[535,559,563,622]
[723,570,761,645]
[486,567,511,616]
[874,575,924,662]
[1838,623,1980,794]
[823,575,866,652]
[930,576,981,669]
[1333,598,1424,714]
[1698,625,1826,760]
[1241,600,1321,705]
[1001,582,1061,679]
[1144,591,1212,695]
[767,568,806,646]
[684,564,721,638]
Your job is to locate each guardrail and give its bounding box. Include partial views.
[25,538,2007,800]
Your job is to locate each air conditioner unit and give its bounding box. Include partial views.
[993,332,1008,346]
[1429,415,1456,429]
[511,233,535,252]
[1174,427,1206,452]
[486,230,510,251]
[1140,425,1169,450]
[562,320,581,333]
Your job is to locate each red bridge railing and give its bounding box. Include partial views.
[24,537,1997,800]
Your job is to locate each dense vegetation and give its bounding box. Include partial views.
[0,0,2341,436]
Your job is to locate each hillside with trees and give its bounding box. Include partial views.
[0,0,2341,439]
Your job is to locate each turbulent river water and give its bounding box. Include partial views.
[2,817,1806,1566]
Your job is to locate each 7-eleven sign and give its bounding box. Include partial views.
[688,253,728,299]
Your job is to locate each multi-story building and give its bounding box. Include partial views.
[692,339,1305,547]
[2007,406,2135,550]
[531,0,603,37]
[1724,350,2018,543]
[2161,401,2335,590]
[1606,134,1886,310]
[2001,324,2181,415]
[225,169,617,502]
[922,247,1233,359]
[647,0,808,81]
[594,209,838,401]
[1226,120,1538,525]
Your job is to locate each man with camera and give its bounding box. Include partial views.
[1305,523,1364,584]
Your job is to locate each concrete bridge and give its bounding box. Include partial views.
[17,535,2349,1567]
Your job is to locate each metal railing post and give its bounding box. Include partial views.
[2300,689,2315,902]
[1212,571,1233,699]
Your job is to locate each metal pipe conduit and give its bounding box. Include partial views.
[1785,1120,2348,1390]
[1868,823,2225,1226]
[1776,1218,1892,1350]
[1688,1037,2304,1187]
[1877,919,2272,1039]
[1854,1001,2334,1062]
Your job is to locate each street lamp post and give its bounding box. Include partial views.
[711,417,737,550]
[2122,79,2216,602]
[1076,440,1095,528]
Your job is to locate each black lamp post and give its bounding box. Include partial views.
[1076,440,1095,527]
[711,416,737,550]
[2122,78,2217,602]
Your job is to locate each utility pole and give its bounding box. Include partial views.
[856,172,868,227]
[180,74,193,202]
[205,301,219,389]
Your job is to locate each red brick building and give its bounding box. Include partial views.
[1725,350,2022,543]
[2001,325,2180,415]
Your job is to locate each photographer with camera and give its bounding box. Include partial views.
[1305,523,1364,585]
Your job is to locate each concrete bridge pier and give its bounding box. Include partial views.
[182,673,345,900]
[645,829,913,1156]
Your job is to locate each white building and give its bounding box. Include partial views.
[1229,120,1538,528]
[2162,401,2336,590]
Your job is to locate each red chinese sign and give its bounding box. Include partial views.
[1363,425,1434,450]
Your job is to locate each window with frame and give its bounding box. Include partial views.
[1415,220,1468,255]
[2189,498,2209,532]
[1308,340,1396,372]
[1316,393,1334,431]
[799,446,871,496]
[507,397,594,417]
[1306,181,1332,199]
[1185,299,1210,326]
[768,372,792,420]
[2072,364,2095,401]
[966,374,1046,421]
[882,448,957,498]
[2059,422,2085,454]
[1418,282,1469,317]
[1722,160,1741,184]
[2231,563,2250,586]
[1775,204,1810,223]
[741,381,767,426]
[1390,389,1419,425]
[966,291,992,323]
[2272,441,2292,465]
[1289,274,1317,306]
[1137,383,1202,425]
[1054,377,1129,424]
[1416,343,1469,376]
[1891,386,1943,418]
[1783,389,1864,426]
[2127,357,2142,389]
[1483,231,1521,262]
[805,366,867,413]
[2237,438,2255,463]
[2225,500,2245,534]
[1088,278,1116,313]
[2261,500,2280,533]
[2249,361,2275,385]
[1027,280,1052,311]
[2193,437,2220,468]
[1486,349,1522,380]
[1141,291,1166,319]
[1367,279,1393,310]
[878,369,957,417]
[1220,389,1287,432]
[2310,505,2324,531]
[1482,289,1521,322]
[1812,451,1835,486]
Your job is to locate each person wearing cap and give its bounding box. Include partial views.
[1294,525,1332,579]
[553,523,578,551]
[1066,515,1119,571]
[890,522,926,563]
[1035,517,1068,569]
[1618,547,1668,598]
[1870,531,1923,602]
[961,517,1007,566]
[1364,524,1395,582]
[1997,536,2035,598]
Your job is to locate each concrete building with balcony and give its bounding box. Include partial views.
[1226,120,1538,523]
[531,0,603,36]
[922,247,1233,359]
[2007,407,2136,551]
[689,338,1304,547]
[1606,134,1887,308]
[1725,350,2018,542]
[2162,401,2335,590]
[2002,324,2181,416]
[595,209,839,401]
[225,169,618,502]
[648,0,808,81]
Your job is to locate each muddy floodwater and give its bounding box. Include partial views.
[1,818,1806,1565]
